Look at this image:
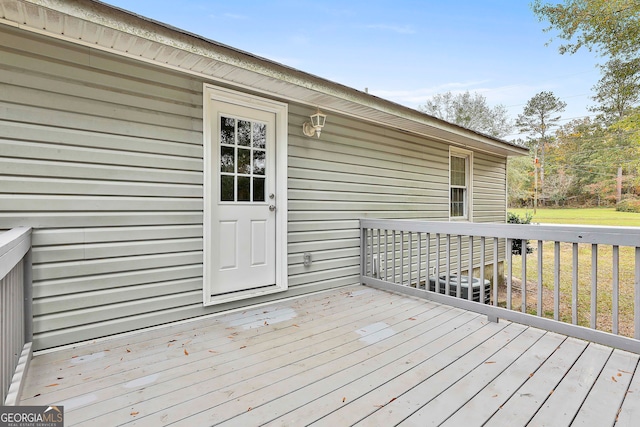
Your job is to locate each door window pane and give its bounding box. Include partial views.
[253,150,265,175]
[253,177,265,202]
[238,148,251,174]
[221,117,235,145]
[221,175,234,201]
[220,146,235,173]
[253,122,266,148]
[238,176,251,201]
[238,120,251,146]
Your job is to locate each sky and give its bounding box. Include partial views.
[103,0,604,141]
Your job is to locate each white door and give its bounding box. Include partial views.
[211,101,277,295]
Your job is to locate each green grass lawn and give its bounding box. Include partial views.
[509,207,640,226]
[506,207,640,337]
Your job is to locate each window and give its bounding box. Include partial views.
[450,149,472,219]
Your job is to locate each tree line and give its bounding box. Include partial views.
[421,0,640,209]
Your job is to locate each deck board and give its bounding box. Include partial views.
[18,285,640,426]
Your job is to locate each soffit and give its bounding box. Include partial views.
[0,0,528,157]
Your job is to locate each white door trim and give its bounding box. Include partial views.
[203,84,288,306]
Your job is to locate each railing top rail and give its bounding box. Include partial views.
[360,219,640,247]
[0,227,32,257]
[0,227,32,281]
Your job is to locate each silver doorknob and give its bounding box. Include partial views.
[269,205,276,212]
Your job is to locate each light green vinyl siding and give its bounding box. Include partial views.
[0,25,508,351]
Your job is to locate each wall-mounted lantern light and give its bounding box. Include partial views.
[302,108,327,138]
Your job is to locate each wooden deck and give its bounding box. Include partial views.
[19,285,640,426]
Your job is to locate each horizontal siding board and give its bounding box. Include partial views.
[0,120,203,157]
[288,256,359,276]
[288,229,360,244]
[288,167,442,190]
[0,177,201,198]
[0,59,202,118]
[287,220,358,233]
[0,101,200,144]
[33,290,203,333]
[0,195,202,211]
[288,265,359,287]
[32,252,202,281]
[288,247,360,264]
[0,213,202,228]
[33,277,201,315]
[288,189,434,204]
[289,211,448,222]
[288,178,433,197]
[33,265,202,297]
[289,200,437,212]
[0,158,202,185]
[0,82,202,133]
[32,225,203,246]
[32,238,203,263]
[288,157,441,184]
[0,140,202,171]
[288,238,361,254]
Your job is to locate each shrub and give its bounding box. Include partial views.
[507,211,533,255]
[616,198,640,213]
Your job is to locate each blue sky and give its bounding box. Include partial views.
[104,0,603,140]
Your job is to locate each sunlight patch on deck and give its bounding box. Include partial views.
[124,373,160,389]
[227,307,297,330]
[70,352,105,364]
[356,322,396,344]
[58,393,98,411]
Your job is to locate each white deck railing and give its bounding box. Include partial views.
[1,227,32,405]
[360,219,640,354]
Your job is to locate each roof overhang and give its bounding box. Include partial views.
[0,0,529,157]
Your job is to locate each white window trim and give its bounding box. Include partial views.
[202,84,288,306]
[449,147,473,221]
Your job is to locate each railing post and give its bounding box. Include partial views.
[23,248,32,343]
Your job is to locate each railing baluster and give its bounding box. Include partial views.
[591,244,598,329]
[376,229,381,279]
[554,241,560,321]
[417,232,422,289]
[426,233,431,288]
[572,242,578,325]
[613,245,619,335]
[468,236,474,302]
[446,234,451,296]
[409,232,413,287]
[392,231,396,284]
[493,237,499,307]
[368,228,374,278]
[537,240,543,317]
[480,236,486,304]
[522,239,527,313]
[435,234,441,293]
[507,238,512,310]
[400,231,404,285]
[456,235,462,298]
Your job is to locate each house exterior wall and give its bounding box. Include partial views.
[0,25,508,351]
